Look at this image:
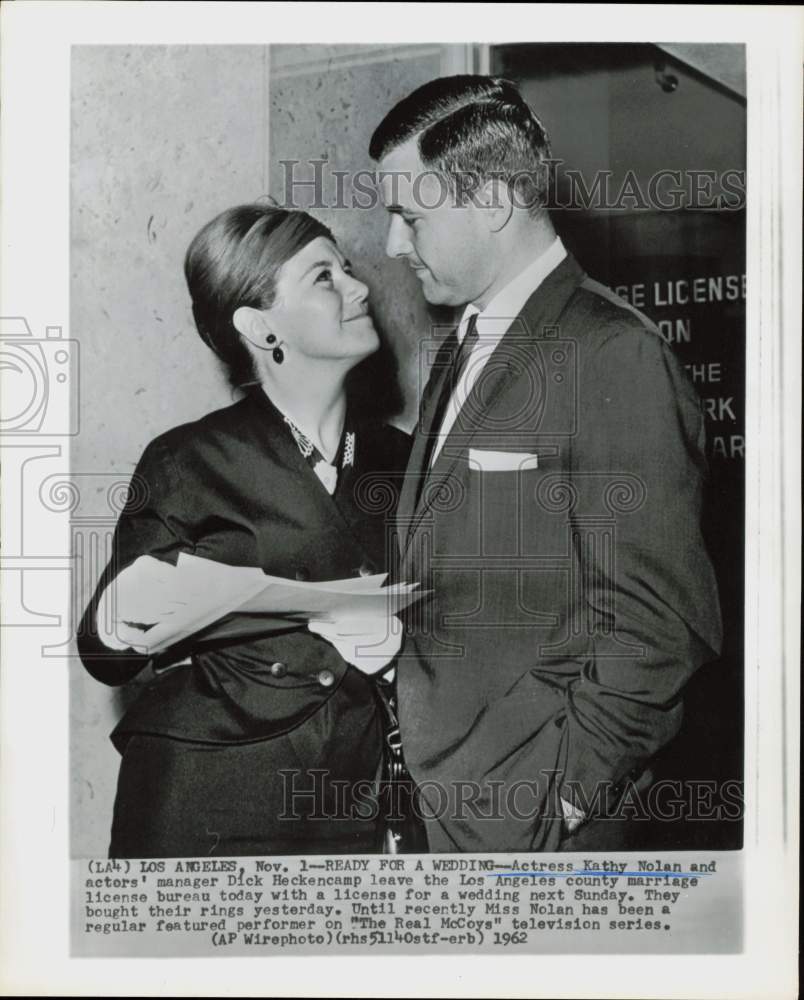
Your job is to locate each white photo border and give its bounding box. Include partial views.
[0,3,800,998]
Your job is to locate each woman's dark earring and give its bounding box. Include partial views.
[265,332,284,364]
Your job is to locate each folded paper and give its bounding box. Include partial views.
[100,553,427,656]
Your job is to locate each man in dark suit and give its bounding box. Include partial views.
[370,75,722,852]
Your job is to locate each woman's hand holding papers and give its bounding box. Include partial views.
[96,556,187,652]
[95,553,421,661]
[307,615,403,675]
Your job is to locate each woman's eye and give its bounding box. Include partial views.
[315,269,333,283]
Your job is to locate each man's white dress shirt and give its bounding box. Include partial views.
[430,236,567,465]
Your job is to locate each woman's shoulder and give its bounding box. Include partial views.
[132,395,255,476]
[148,394,258,448]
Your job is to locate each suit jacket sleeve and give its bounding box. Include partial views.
[560,317,722,806]
[76,434,195,685]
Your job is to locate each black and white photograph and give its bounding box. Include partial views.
[70,40,746,861]
[0,3,799,997]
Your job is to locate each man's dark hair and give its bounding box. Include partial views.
[369,75,553,215]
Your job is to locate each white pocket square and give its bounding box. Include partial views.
[468,448,539,471]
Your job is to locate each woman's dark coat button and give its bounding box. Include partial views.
[317,669,335,688]
[270,661,288,678]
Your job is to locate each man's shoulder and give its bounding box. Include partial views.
[517,251,663,357]
[556,274,685,375]
[568,275,661,340]
[558,274,698,406]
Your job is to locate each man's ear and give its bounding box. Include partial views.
[233,306,270,348]
[476,178,514,233]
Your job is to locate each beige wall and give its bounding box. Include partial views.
[268,44,450,422]
[70,43,470,857]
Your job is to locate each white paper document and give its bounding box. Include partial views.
[101,553,426,655]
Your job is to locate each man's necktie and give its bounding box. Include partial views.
[452,310,481,389]
[421,311,481,479]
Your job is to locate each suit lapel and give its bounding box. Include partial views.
[400,254,587,572]
[402,336,519,554]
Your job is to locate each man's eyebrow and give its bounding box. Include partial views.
[385,205,416,216]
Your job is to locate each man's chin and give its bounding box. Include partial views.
[420,282,460,308]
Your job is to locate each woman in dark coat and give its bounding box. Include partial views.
[77,205,411,858]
